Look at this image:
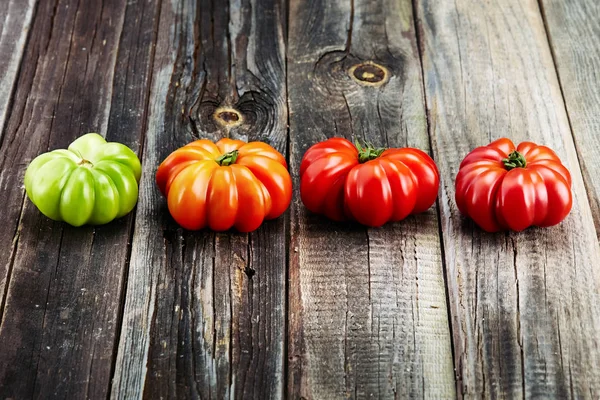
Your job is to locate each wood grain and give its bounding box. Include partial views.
[0,0,37,316]
[416,0,600,397]
[287,0,455,398]
[0,0,160,398]
[539,0,600,239]
[110,0,288,398]
[0,0,37,143]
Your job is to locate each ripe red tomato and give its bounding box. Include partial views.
[455,138,572,232]
[299,138,439,227]
[156,138,292,232]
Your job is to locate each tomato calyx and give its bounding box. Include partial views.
[215,150,239,166]
[502,150,527,170]
[355,140,386,163]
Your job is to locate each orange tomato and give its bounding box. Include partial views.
[156,138,292,232]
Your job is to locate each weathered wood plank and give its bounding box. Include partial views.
[0,0,37,143]
[416,0,600,397]
[0,0,37,315]
[287,0,455,398]
[539,0,600,239]
[111,0,288,398]
[0,0,160,398]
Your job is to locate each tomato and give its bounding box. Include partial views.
[299,137,439,227]
[455,138,572,232]
[156,138,292,232]
[24,133,142,226]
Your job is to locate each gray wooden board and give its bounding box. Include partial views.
[540,0,600,239]
[110,0,288,398]
[0,0,37,321]
[0,0,37,143]
[287,0,455,398]
[416,0,600,397]
[0,0,160,397]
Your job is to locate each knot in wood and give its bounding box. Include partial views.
[214,107,243,127]
[349,62,389,86]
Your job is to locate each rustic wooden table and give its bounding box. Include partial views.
[1,0,599,398]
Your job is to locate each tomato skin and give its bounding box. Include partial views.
[156,138,292,232]
[24,133,142,227]
[455,138,572,232]
[299,138,439,227]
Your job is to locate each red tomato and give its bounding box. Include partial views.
[156,138,292,232]
[455,138,572,232]
[299,138,439,227]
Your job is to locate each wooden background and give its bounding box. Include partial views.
[0,0,599,398]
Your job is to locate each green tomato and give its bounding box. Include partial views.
[24,133,142,226]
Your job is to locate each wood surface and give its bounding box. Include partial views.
[110,0,288,398]
[287,0,455,398]
[0,0,159,398]
[539,0,600,238]
[0,0,599,398]
[0,0,37,143]
[0,0,37,323]
[415,0,600,397]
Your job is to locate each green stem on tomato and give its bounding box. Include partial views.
[216,150,239,166]
[502,150,527,170]
[355,139,386,163]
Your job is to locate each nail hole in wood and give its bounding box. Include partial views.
[214,107,243,127]
[349,62,389,86]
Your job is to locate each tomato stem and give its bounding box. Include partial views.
[216,150,239,166]
[355,140,386,163]
[502,150,527,170]
[73,149,93,167]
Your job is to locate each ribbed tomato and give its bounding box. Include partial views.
[299,138,439,227]
[455,138,572,232]
[156,138,292,232]
[24,133,141,226]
